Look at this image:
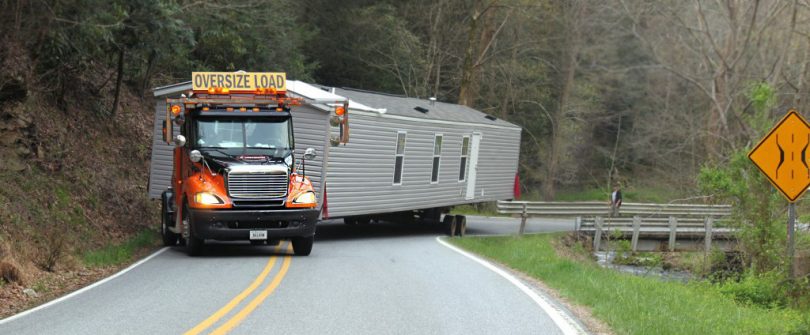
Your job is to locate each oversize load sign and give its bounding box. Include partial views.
[749,109,810,202]
[191,72,286,92]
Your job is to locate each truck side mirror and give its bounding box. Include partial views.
[304,148,316,160]
[174,135,186,147]
[164,106,173,144]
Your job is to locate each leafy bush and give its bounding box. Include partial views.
[718,271,788,308]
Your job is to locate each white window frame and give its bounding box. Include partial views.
[459,135,470,182]
[393,131,407,185]
[431,133,443,184]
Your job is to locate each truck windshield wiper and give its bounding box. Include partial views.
[199,148,235,158]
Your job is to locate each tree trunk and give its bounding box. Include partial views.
[141,50,157,97]
[110,47,125,116]
[458,7,480,107]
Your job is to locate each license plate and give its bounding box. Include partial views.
[250,230,268,240]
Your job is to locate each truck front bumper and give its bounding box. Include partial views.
[188,208,318,241]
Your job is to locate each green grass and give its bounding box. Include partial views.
[450,234,806,335]
[551,185,681,203]
[450,203,505,217]
[82,230,158,267]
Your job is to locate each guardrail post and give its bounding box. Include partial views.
[668,216,677,252]
[631,216,641,252]
[704,217,713,253]
[594,216,604,251]
[518,203,528,236]
[575,216,581,232]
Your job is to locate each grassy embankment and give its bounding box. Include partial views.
[450,234,809,335]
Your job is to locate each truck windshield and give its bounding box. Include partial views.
[195,118,291,156]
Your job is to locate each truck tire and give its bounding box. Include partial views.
[443,215,457,237]
[182,203,204,256]
[343,217,357,225]
[454,215,467,237]
[160,202,179,246]
[291,236,314,256]
[356,217,371,225]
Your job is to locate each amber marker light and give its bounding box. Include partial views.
[171,105,182,116]
[335,106,345,116]
[207,87,216,94]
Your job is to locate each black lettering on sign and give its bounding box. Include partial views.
[243,74,251,88]
[224,74,232,87]
[275,74,285,90]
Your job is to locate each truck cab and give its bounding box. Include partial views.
[159,72,349,256]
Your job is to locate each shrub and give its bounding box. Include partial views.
[718,270,788,308]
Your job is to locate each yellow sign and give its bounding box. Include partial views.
[749,109,810,202]
[191,72,286,92]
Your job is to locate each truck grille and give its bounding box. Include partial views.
[227,172,289,199]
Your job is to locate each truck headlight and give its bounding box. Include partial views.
[195,192,224,205]
[292,192,316,204]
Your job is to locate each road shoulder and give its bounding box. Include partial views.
[437,236,613,335]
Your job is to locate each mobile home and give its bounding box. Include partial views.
[148,80,521,235]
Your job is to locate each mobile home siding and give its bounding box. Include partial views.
[147,100,178,199]
[324,111,521,218]
[290,105,330,206]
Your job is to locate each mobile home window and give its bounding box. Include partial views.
[459,136,470,181]
[431,134,443,183]
[394,131,406,185]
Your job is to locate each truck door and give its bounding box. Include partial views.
[465,133,481,200]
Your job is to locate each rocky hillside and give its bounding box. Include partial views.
[0,43,158,311]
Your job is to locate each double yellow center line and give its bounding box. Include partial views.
[184,243,293,335]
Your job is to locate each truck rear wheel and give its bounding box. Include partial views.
[160,202,179,246]
[343,217,357,225]
[182,204,204,256]
[454,215,467,237]
[291,236,314,256]
[443,215,457,237]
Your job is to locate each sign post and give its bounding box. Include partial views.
[748,109,810,278]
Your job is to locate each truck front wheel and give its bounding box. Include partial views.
[182,203,204,256]
[160,202,179,246]
[291,236,314,256]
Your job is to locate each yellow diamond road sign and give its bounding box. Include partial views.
[749,109,810,202]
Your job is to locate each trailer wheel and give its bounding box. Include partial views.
[182,203,204,256]
[160,202,179,246]
[356,217,371,225]
[442,215,457,236]
[454,215,467,237]
[291,236,314,256]
[343,217,357,225]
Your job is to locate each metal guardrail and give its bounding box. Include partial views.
[497,200,734,252]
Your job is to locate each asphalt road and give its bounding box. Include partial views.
[0,216,582,335]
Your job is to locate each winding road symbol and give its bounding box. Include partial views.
[749,109,810,202]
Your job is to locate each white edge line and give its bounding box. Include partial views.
[435,237,587,335]
[0,247,169,325]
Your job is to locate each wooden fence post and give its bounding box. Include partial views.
[631,216,641,252]
[704,217,714,253]
[668,216,677,252]
[518,203,527,236]
[594,216,604,252]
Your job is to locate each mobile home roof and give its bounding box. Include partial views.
[333,87,521,129]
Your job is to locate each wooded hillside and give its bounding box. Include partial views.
[2,0,805,200]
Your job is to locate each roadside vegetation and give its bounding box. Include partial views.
[83,230,158,267]
[451,234,810,335]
